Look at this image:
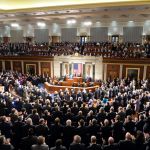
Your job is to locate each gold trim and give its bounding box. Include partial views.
[0,1,150,13]
[26,64,36,74]
[126,68,140,80]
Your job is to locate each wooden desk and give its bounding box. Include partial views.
[44,82,98,93]
[73,77,83,82]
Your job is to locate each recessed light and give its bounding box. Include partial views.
[67,19,76,24]
[11,23,19,27]
[83,21,92,26]
[37,22,46,27]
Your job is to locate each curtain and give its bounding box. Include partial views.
[10,30,23,42]
[61,28,77,42]
[90,27,108,42]
[123,27,143,43]
[34,29,49,43]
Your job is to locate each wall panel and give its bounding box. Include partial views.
[10,30,23,42]
[13,61,22,72]
[122,65,144,80]
[5,61,11,70]
[123,27,143,43]
[90,27,108,42]
[34,29,49,43]
[41,62,51,76]
[61,28,77,42]
[146,66,150,79]
[106,64,120,80]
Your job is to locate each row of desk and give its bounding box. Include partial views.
[44,82,99,93]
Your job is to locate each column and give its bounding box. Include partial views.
[119,64,123,79]
[92,63,95,80]
[38,62,41,75]
[103,64,107,81]
[69,63,72,75]
[51,61,53,77]
[10,61,13,71]
[2,61,5,71]
[83,63,85,79]
[60,62,62,77]
[143,65,147,80]
[21,61,24,74]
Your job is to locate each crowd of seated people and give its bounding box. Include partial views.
[0,71,150,149]
[0,42,150,58]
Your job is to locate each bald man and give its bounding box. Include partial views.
[118,132,136,150]
[69,135,86,150]
[103,137,118,150]
[87,136,102,150]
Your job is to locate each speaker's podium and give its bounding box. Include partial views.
[73,77,83,82]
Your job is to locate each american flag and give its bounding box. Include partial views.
[73,63,82,75]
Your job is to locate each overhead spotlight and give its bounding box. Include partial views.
[11,23,19,27]
[83,21,92,26]
[37,22,46,27]
[67,19,76,24]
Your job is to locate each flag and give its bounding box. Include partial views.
[73,63,82,75]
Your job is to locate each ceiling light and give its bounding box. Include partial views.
[83,21,92,26]
[67,19,76,24]
[11,23,19,27]
[37,22,46,27]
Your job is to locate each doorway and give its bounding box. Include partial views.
[80,36,88,45]
[146,35,150,42]
[111,35,119,43]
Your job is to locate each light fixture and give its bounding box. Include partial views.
[11,23,19,27]
[67,19,76,24]
[83,21,92,26]
[37,22,46,27]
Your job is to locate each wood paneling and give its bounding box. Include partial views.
[51,36,60,43]
[107,64,120,80]
[0,56,53,61]
[122,65,144,80]
[3,37,10,43]
[103,58,150,64]
[41,62,51,76]
[13,61,22,72]
[24,62,39,74]
[0,61,2,72]
[5,61,11,70]
[146,66,150,79]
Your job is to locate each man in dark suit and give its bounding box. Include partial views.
[69,135,86,150]
[20,128,37,150]
[63,120,75,149]
[31,136,49,150]
[118,132,136,150]
[103,137,118,150]
[0,116,12,139]
[49,117,63,147]
[112,115,124,142]
[50,139,67,150]
[0,135,14,150]
[87,136,102,150]
[75,119,87,145]
[35,118,49,137]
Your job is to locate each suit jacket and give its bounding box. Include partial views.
[20,135,37,150]
[87,144,102,150]
[31,144,49,150]
[50,145,67,150]
[69,143,86,150]
[118,140,136,150]
[0,144,14,150]
[103,144,118,150]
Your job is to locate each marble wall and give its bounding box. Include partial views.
[54,54,103,79]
